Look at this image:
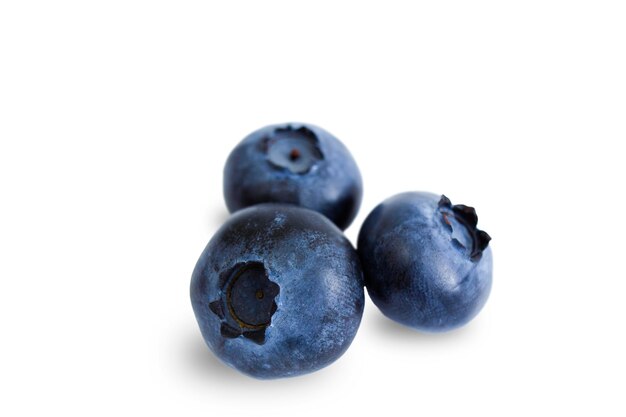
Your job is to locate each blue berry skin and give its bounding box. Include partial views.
[357,192,492,332]
[223,123,363,230]
[190,204,364,379]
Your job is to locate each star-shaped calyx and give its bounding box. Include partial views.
[209,262,279,345]
[438,195,491,261]
[262,125,324,174]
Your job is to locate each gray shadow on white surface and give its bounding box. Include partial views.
[182,331,253,385]
[180,330,335,389]
[206,207,231,232]
[370,311,476,344]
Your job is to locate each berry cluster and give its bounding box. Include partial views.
[190,123,492,379]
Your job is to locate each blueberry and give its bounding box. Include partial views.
[357,192,492,332]
[223,123,363,230]
[190,204,364,379]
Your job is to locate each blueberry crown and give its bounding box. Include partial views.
[209,262,279,345]
[261,125,324,174]
[438,195,491,261]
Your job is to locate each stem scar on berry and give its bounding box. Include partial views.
[438,195,491,261]
[289,148,301,161]
[209,261,279,345]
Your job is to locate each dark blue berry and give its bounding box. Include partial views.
[191,204,364,378]
[223,123,362,230]
[357,192,492,332]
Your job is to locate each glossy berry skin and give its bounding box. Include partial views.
[357,192,492,332]
[190,204,364,379]
[223,123,363,230]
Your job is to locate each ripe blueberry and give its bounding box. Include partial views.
[357,192,492,332]
[223,123,363,230]
[190,204,364,378]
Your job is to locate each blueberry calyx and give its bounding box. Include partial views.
[438,195,491,261]
[209,262,279,345]
[262,125,324,174]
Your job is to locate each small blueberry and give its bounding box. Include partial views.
[357,192,493,332]
[222,123,363,230]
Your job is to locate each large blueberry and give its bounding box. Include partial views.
[190,204,364,379]
[223,123,363,230]
[358,192,492,332]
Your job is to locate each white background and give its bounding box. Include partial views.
[1,1,625,416]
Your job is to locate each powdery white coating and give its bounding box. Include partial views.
[191,204,364,379]
[358,192,493,332]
